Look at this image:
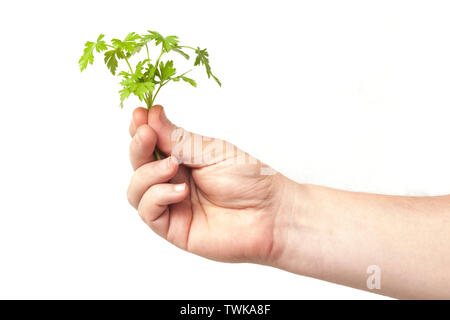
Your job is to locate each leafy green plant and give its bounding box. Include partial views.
[79,30,221,109]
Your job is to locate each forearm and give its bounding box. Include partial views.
[271,180,450,299]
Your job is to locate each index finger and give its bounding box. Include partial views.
[129,107,149,137]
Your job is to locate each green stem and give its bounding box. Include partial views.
[179,45,196,51]
[146,47,166,108]
[105,44,134,74]
[152,84,163,104]
[152,48,164,79]
[151,79,171,106]
[178,69,193,77]
[144,93,150,109]
[145,43,150,62]
[146,48,167,161]
[147,94,153,109]
[124,57,133,74]
[146,99,161,160]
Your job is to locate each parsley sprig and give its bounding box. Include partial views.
[79,31,221,109]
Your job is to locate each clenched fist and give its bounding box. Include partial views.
[127,106,294,264]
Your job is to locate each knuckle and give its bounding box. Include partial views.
[135,164,155,185]
[137,187,154,221]
[126,186,134,207]
[129,121,135,137]
[148,184,161,199]
[138,208,148,225]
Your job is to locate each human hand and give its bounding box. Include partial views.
[126,105,450,299]
[127,106,294,264]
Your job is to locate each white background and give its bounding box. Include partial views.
[0,0,449,299]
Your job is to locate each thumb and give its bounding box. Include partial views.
[147,105,177,155]
[148,105,235,167]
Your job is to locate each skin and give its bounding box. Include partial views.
[127,105,450,299]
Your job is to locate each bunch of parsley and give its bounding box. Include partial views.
[79,31,221,109]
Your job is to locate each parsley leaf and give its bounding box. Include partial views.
[146,31,179,52]
[172,46,190,59]
[79,34,107,71]
[158,60,177,82]
[104,50,119,75]
[173,75,197,87]
[111,32,141,56]
[194,47,221,86]
[119,70,155,108]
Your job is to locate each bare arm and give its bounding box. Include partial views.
[128,106,450,299]
[271,181,450,299]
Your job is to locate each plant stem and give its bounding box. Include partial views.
[144,93,150,108]
[124,57,133,74]
[179,45,196,51]
[143,47,169,160]
[105,44,134,74]
[146,99,161,160]
[147,94,153,109]
[152,48,164,78]
[151,79,171,106]
[145,43,150,62]
[178,69,193,77]
[152,84,163,104]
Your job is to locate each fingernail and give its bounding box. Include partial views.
[174,183,186,192]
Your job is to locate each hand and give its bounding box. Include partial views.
[127,106,293,264]
[127,106,450,299]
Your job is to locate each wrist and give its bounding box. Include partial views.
[268,180,328,278]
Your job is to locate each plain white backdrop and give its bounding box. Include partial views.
[0,0,449,299]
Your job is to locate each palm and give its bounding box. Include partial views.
[167,157,280,263]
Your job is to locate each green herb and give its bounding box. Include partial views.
[79,30,221,109]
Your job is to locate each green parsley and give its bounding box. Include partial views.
[79,30,221,109]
